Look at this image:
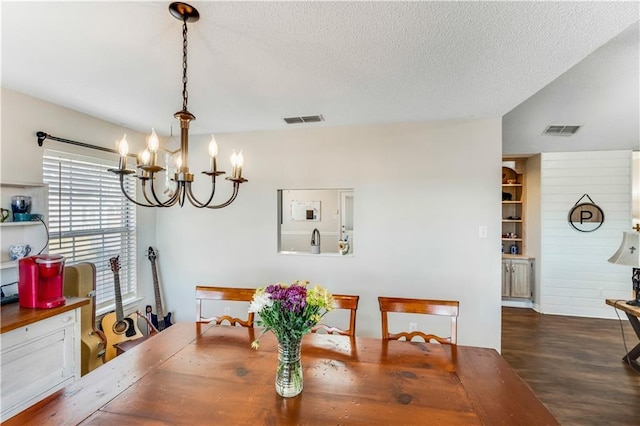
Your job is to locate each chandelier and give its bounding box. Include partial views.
[109,2,247,208]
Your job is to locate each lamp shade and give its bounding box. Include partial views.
[608,231,640,267]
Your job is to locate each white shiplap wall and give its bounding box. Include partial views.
[541,150,633,318]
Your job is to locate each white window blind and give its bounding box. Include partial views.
[43,149,137,310]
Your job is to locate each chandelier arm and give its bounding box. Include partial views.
[184,181,213,208]
[179,183,189,207]
[140,179,159,206]
[145,176,181,207]
[148,175,178,207]
[183,176,218,208]
[203,184,241,210]
[119,174,157,208]
[165,184,182,207]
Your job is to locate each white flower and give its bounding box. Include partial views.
[248,292,273,313]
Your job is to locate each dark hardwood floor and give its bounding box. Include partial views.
[502,307,640,426]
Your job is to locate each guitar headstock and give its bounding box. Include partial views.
[147,246,157,262]
[109,256,120,273]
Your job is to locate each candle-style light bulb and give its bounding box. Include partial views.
[141,149,151,165]
[208,135,218,172]
[236,150,244,178]
[118,135,129,156]
[230,150,238,178]
[208,135,218,157]
[175,156,182,169]
[148,128,159,153]
[147,128,159,166]
[118,134,128,170]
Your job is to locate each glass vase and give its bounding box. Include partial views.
[275,337,303,397]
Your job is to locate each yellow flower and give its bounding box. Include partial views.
[306,284,334,311]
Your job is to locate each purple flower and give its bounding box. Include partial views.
[265,283,307,313]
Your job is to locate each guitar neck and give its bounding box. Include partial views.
[112,269,125,322]
[151,259,165,319]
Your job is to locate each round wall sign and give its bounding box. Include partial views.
[568,202,605,232]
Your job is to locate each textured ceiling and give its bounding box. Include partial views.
[2,1,638,137]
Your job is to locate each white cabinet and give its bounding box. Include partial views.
[0,302,84,422]
[502,258,534,299]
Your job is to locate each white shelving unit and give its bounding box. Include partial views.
[0,182,48,293]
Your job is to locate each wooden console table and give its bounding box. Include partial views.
[605,299,640,369]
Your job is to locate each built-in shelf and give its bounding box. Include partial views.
[502,238,523,242]
[501,201,523,204]
[0,182,46,189]
[502,219,523,223]
[1,183,48,280]
[0,221,41,228]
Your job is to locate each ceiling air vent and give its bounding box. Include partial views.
[283,114,324,124]
[542,125,581,136]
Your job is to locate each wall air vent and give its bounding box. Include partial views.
[283,114,324,124]
[542,125,582,136]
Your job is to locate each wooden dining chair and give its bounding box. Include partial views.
[377,297,459,344]
[195,286,256,327]
[311,294,360,336]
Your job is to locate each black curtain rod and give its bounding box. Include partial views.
[36,131,138,159]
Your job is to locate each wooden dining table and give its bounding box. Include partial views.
[7,322,559,425]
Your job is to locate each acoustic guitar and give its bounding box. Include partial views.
[63,262,107,375]
[147,247,172,331]
[102,255,143,361]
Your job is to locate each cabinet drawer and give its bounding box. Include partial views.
[0,309,79,422]
[1,327,75,416]
[0,310,77,349]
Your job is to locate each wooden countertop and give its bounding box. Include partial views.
[0,297,89,334]
[6,322,559,425]
[502,254,535,260]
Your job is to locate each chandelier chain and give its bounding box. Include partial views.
[182,18,189,111]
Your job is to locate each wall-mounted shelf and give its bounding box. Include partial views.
[0,221,42,228]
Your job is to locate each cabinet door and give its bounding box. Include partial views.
[510,260,531,298]
[501,260,511,297]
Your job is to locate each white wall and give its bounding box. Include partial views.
[2,88,503,350]
[525,155,542,307]
[156,119,503,349]
[540,151,632,318]
[503,22,639,156]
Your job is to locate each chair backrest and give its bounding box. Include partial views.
[312,294,359,336]
[377,297,459,344]
[195,286,256,327]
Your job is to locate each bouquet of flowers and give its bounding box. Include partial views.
[249,280,334,349]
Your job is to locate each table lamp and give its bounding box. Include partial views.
[608,231,640,306]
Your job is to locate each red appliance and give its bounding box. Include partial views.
[18,255,66,309]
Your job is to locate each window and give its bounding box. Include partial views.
[43,149,137,310]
